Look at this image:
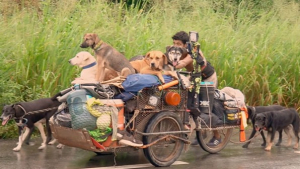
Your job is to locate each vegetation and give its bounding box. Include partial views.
[0,0,299,138]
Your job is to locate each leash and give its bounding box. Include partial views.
[229,129,262,144]
[15,105,58,127]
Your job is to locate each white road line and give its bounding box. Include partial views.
[83,161,189,169]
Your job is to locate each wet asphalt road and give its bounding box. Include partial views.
[1,129,300,169]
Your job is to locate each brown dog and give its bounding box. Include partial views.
[130,51,168,83]
[80,33,135,82]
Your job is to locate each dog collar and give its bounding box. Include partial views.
[82,62,96,69]
[93,40,103,51]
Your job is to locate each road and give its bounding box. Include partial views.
[1,129,300,169]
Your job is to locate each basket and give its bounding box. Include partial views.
[67,89,97,130]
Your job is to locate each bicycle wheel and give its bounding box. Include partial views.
[196,127,233,154]
[143,111,185,167]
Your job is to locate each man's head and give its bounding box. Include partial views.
[172,31,189,48]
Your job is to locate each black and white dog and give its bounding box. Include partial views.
[166,46,187,67]
[255,108,299,151]
[1,97,60,151]
[242,105,287,148]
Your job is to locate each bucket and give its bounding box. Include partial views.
[99,99,125,130]
[67,89,97,130]
[199,82,215,114]
[164,91,181,106]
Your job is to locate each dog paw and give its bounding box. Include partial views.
[13,147,21,152]
[48,140,56,145]
[38,144,46,150]
[56,144,64,149]
[261,143,266,147]
[242,144,249,148]
[275,143,281,146]
[264,147,271,151]
[293,145,298,149]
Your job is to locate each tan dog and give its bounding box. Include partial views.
[69,51,98,84]
[80,33,135,82]
[130,51,168,83]
[69,51,118,84]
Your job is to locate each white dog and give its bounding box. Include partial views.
[69,51,98,84]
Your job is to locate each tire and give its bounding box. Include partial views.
[143,111,185,167]
[196,127,233,154]
[94,152,113,156]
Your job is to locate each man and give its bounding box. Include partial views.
[170,31,221,147]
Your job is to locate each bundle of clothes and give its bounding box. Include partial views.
[197,86,247,128]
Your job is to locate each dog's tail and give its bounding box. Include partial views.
[51,87,73,101]
[246,106,256,124]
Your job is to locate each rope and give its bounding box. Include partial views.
[229,130,262,144]
[16,105,58,119]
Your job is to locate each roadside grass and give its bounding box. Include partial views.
[0,0,299,138]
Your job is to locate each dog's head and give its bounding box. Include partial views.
[69,51,96,68]
[254,112,272,131]
[145,51,168,70]
[80,33,101,49]
[1,105,16,126]
[166,46,188,67]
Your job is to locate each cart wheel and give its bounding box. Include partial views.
[143,111,185,167]
[196,127,233,154]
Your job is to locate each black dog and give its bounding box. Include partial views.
[1,97,60,151]
[254,108,299,151]
[242,105,287,148]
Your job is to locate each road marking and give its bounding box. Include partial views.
[83,161,189,169]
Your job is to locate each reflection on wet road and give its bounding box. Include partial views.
[1,129,300,169]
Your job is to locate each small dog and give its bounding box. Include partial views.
[130,51,168,83]
[254,108,300,151]
[80,33,135,82]
[242,105,287,148]
[1,98,60,151]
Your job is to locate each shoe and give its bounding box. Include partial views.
[206,136,221,147]
[191,138,198,146]
[119,132,143,147]
[117,129,126,140]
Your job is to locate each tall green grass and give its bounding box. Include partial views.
[0,0,299,137]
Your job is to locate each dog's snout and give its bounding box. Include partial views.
[68,60,71,64]
[151,62,155,67]
[174,58,178,61]
[80,42,88,48]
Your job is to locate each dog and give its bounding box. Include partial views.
[69,51,98,85]
[165,46,190,87]
[80,33,135,82]
[166,46,187,67]
[242,105,287,148]
[0,97,61,151]
[166,46,193,72]
[130,51,168,83]
[254,108,300,151]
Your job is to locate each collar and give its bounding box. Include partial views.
[93,40,103,51]
[82,62,96,69]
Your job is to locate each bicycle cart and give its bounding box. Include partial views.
[50,79,192,167]
[50,74,248,167]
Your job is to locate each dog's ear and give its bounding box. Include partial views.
[163,54,168,65]
[144,52,151,65]
[92,33,100,43]
[166,46,172,53]
[264,112,273,127]
[180,47,188,60]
